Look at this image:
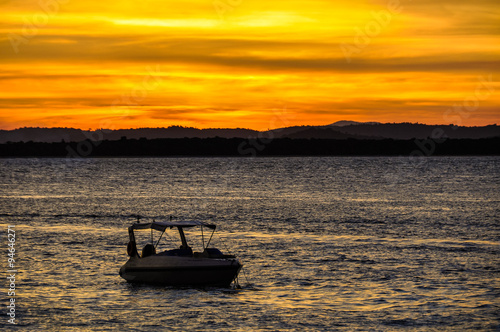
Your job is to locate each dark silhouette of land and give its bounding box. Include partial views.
[1,137,498,157]
[1,122,499,143]
[1,121,498,157]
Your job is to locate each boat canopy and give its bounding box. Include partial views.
[130,221,216,231]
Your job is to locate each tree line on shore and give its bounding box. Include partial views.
[1,137,499,157]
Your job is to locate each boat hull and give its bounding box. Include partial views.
[119,255,241,287]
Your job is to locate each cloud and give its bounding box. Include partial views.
[2,33,498,75]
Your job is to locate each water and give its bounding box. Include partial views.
[0,157,499,331]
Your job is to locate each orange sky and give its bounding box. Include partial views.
[1,0,499,130]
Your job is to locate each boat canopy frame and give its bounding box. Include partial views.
[129,221,216,232]
[128,221,217,253]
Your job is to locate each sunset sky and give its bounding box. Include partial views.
[1,0,499,130]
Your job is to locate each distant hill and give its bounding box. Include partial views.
[256,123,499,140]
[0,127,87,143]
[0,126,259,143]
[0,122,498,143]
[325,123,500,140]
[96,127,259,140]
[327,120,382,127]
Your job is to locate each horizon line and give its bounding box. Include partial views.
[2,121,499,132]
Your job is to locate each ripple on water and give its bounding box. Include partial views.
[0,157,499,331]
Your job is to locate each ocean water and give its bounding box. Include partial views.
[0,157,499,331]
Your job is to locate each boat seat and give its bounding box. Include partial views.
[162,247,193,256]
[142,244,156,257]
[203,248,224,258]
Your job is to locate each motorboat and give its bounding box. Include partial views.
[119,220,242,287]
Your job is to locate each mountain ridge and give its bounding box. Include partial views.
[0,122,498,143]
[328,120,382,127]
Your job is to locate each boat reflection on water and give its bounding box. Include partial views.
[119,220,242,287]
